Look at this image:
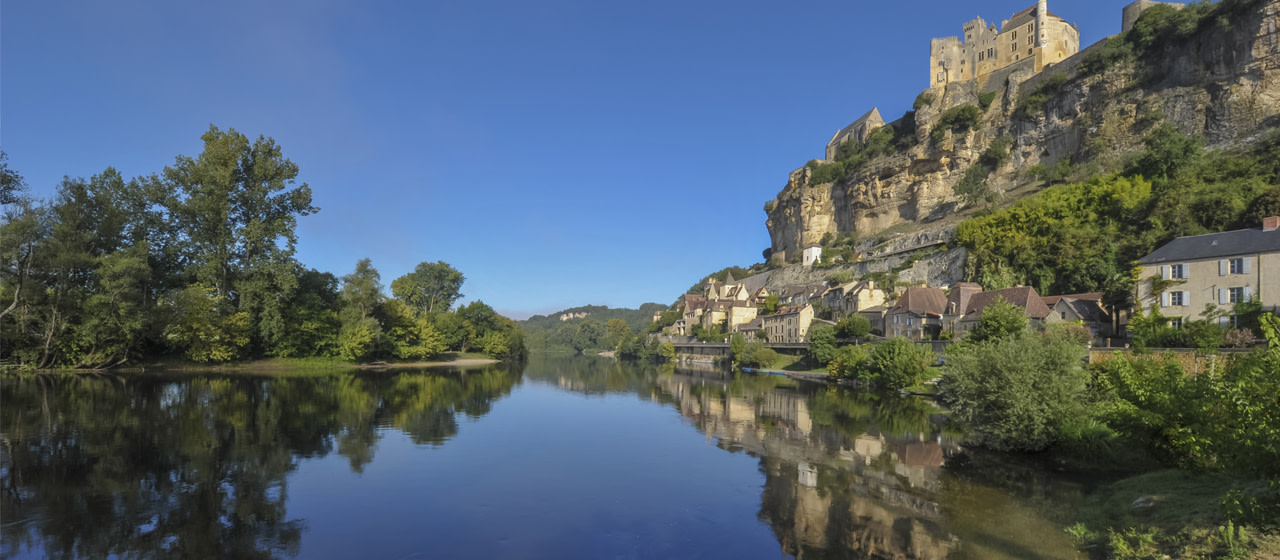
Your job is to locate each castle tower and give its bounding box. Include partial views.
[1036,0,1049,47]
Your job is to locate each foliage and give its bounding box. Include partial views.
[939,329,1090,451]
[831,119,918,181]
[977,91,997,111]
[825,270,853,284]
[763,200,775,213]
[836,314,872,339]
[390,261,465,315]
[913,92,935,111]
[806,160,844,185]
[826,345,871,380]
[1014,73,1068,118]
[966,297,1028,343]
[736,342,776,368]
[808,326,839,366]
[648,308,681,333]
[868,338,935,390]
[930,105,982,144]
[160,284,252,363]
[762,294,779,315]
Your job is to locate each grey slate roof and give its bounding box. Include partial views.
[1138,227,1280,264]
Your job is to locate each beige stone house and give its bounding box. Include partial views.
[929,0,1079,88]
[763,305,816,344]
[956,286,1053,335]
[823,281,888,322]
[858,306,888,335]
[1135,217,1280,327]
[1043,293,1112,336]
[825,108,885,160]
[885,288,948,340]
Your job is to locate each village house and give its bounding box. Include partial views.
[858,306,889,335]
[956,286,1053,335]
[1134,216,1280,328]
[884,287,948,340]
[779,284,827,308]
[763,305,816,344]
[823,280,888,322]
[942,282,984,335]
[1043,292,1112,337]
[825,108,885,161]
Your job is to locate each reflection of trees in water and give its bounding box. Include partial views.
[0,366,519,559]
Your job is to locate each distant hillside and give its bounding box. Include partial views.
[521,303,668,335]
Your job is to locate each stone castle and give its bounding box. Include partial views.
[929,0,1080,88]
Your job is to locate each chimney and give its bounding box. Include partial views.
[1265,216,1280,232]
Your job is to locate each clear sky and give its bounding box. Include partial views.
[2,0,1126,319]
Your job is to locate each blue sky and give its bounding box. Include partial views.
[3,0,1124,319]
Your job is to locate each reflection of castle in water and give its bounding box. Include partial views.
[657,369,962,559]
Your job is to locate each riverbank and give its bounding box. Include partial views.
[4,352,498,374]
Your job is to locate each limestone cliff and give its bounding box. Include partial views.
[766,0,1280,259]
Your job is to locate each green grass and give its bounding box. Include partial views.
[1068,470,1272,559]
[767,353,827,373]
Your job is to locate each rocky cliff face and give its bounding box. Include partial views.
[766,0,1280,258]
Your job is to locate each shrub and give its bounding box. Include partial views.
[806,160,844,184]
[930,105,983,144]
[967,297,1029,343]
[826,270,853,285]
[827,344,871,380]
[763,200,775,212]
[738,342,776,368]
[809,326,839,366]
[869,337,935,390]
[913,91,935,111]
[981,136,1014,169]
[836,314,872,338]
[978,91,998,110]
[939,330,1090,451]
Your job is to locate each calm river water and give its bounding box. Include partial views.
[1,356,1092,559]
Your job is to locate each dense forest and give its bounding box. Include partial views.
[520,303,671,356]
[0,127,524,369]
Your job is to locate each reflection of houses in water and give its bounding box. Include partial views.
[652,371,961,559]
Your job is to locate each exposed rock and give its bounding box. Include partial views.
[765,0,1280,259]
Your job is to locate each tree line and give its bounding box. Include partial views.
[0,128,523,368]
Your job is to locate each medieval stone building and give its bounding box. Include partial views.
[928,0,1080,88]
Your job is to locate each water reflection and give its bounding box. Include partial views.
[2,357,1085,559]
[525,356,1083,560]
[0,365,519,559]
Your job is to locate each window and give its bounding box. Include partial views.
[1170,318,1183,329]
[1029,48,1034,56]
[1230,258,1245,274]
[1170,291,1185,306]
[1060,311,1067,320]
[1013,30,1018,40]
[1170,264,1186,279]
[1229,287,1244,303]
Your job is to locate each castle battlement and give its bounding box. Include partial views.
[928,1,1080,88]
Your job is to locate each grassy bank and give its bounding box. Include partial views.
[3,352,499,375]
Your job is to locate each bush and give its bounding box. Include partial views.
[930,105,982,144]
[763,200,775,213]
[826,270,853,285]
[1015,72,1069,119]
[809,326,839,365]
[827,344,871,380]
[967,297,1029,343]
[836,315,872,339]
[806,160,844,184]
[939,330,1090,451]
[978,91,998,110]
[913,91,935,111]
[738,342,777,368]
[869,338,935,390]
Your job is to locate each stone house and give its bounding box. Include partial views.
[1135,217,1280,328]
[726,302,760,334]
[885,287,948,340]
[763,305,816,344]
[858,306,889,335]
[823,281,889,322]
[943,282,984,335]
[803,246,823,267]
[1043,292,1112,337]
[929,0,1079,88]
[956,286,1053,335]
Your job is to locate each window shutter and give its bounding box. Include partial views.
[1162,266,1171,280]
[1243,258,1252,274]
[1244,287,1253,300]
[1182,265,1190,280]
[1162,292,1170,307]
[1219,316,1230,326]
[1220,289,1229,305]
[1183,291,1191,306]
[1220,260,1229,276]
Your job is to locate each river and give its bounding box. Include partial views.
[0,356,1093,559]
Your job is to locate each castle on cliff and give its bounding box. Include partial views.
[929,0,1080,88]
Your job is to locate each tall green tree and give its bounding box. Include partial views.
[165,126,317,353]
[390,261,465,315]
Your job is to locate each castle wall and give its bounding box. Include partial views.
[928,3,1080,88]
